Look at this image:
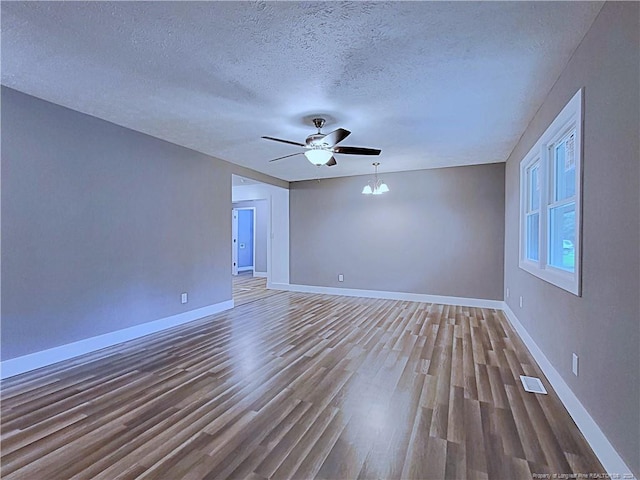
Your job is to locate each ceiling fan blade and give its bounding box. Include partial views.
[318,128,351,147]
[262,136,306,147]
[326,157,337,167]
[333,146,381,156]
[268,152,304,162]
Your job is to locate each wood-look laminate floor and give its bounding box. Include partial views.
[1,287,604,480]
[232,273,279,307]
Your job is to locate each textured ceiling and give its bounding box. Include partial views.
[1,1,603,182]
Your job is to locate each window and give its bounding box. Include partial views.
[519,89,582,295]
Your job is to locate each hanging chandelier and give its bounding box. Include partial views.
[362,162,389,195]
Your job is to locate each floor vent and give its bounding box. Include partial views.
[520,375,547,394]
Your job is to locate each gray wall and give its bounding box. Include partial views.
[290,163,505,300]
[1,87,284,361]
[503,3,639,475]
[233,199,268,273]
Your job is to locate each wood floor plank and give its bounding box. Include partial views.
[400,406,434,479]
[1,277,606,479]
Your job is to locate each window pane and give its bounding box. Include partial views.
[526,213,539,261]
[555,132,576,201]
[529,165,540,211]
[548,202,575,272]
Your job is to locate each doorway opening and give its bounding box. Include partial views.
[231,173,289,303]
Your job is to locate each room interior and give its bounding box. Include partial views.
[1,2,638,479]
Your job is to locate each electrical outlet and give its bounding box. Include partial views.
[506,287,510,298]
[519,296,523,308]
[181,292,188,304]
[572,353,579,376]
[338,274,344,282]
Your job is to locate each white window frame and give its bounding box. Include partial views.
[522,155,541,265]
[519,88,583,296]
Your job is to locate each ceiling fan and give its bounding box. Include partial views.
[262,118,381,167]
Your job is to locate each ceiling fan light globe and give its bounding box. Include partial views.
[378,182,389,193]
[304,149,333,166]
[362,185,373,195]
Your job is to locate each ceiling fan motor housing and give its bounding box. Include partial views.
[305,133,330,147]
[307,118,329,147]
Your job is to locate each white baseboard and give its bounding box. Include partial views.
[238,266,253,272]
[0,299,234,380]
[253,271,267,278]
[502,304,635,479]
[268,282,503,309]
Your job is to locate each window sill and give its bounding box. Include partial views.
[518,260,581,296]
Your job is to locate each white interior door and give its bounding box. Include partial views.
[235,207,256,273]
[232,209,238,275]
